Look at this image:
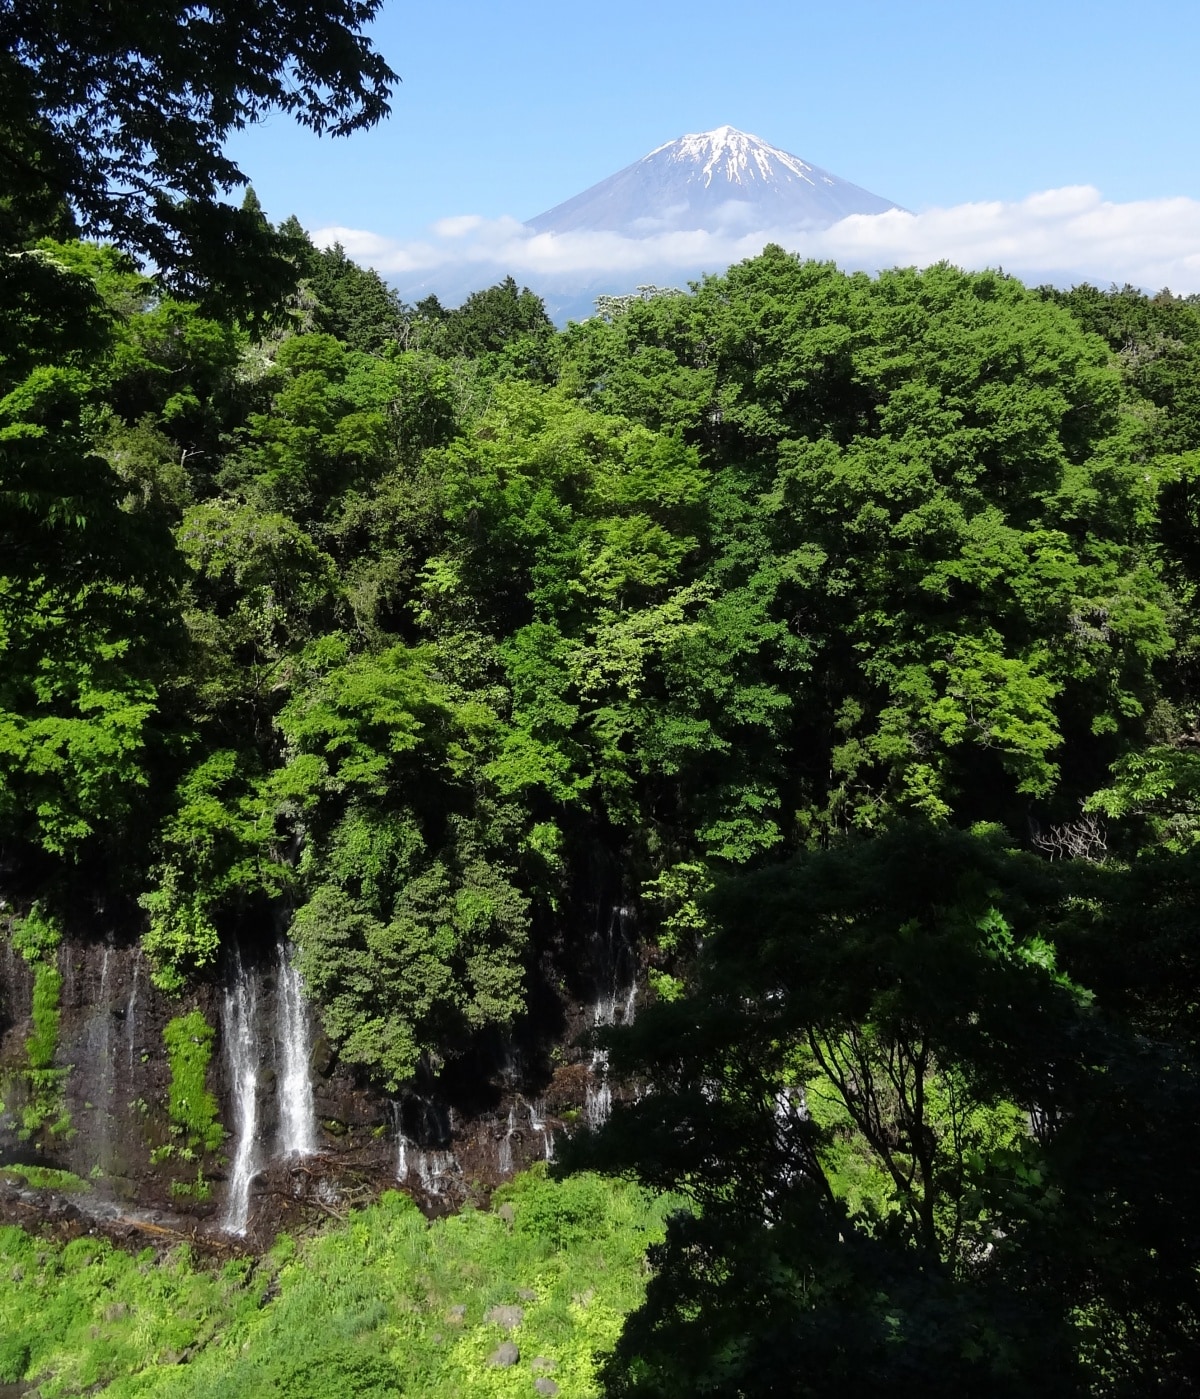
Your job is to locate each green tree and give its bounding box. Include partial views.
[0,0,396,310]
[221,332,392,521]
[276,636,532,1086]
[291,231,410,355]
[0,248,181,857]
[560,253,1170,849]
[424,276,557,379]
[576,827,1200,1398]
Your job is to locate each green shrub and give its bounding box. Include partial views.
[163,1011,224,1154]
[501,1165,612,1249]
[10,903,63,963]
[0,1170,672,1399]
[13,956,71,1140]
[0,1334,30,1385]
[270,1346,402,1397]
[0,1165,90,1193]
[27,959,62,1069]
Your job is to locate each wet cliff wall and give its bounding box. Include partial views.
[0,897,639,1245]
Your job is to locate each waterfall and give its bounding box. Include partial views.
[393,1097,460,1195]
[93,945,115,1170]
[220,964,259,1236]
[528,1100,554,1161]
[392,1102,410,1180]
[497,1106,515,1176]
[585,1070,612,1132]
[125,947,141,1075]
[275,944,318,1158]
[414,1148,456,1197]
[585,905,638,1131]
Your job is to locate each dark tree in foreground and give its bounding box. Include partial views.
[0,0,397,308]
[571,827,1200,1398]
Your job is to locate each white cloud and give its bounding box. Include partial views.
[313,186,1200,301]
[430,213,487,239]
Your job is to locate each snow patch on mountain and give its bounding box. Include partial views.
[647,125,818,189]
[527,126,901,236]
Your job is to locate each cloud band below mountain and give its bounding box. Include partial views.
[315,185,1200,303]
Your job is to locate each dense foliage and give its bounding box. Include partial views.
[0,1169,668,1397]
[0,0,396,310]
[5,136,1200,1388]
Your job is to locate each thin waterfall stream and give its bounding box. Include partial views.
[220,960,259,1236]
[219,940,321,1234]
[92,945,114,1171]
[585,905,639,1131]
[125,947,141,1075]
[276,943,318,1158]
[497,1106,515,1175]
[528,1099,554,1161]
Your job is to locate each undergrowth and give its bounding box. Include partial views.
[0,1167,675,1398]
[161,1011,224,1158]
[5,904,71,1140]
[0,1166,91,1193]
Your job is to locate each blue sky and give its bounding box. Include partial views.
[226,0,1200,297]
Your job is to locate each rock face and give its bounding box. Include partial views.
[528,126,902,236]
[0,933,399,1240]
[0,887,640,1241]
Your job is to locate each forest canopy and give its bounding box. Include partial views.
[3,116,1200,1387]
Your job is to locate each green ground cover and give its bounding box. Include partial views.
[0,1169,672,1398]
[0,1167,90,1193]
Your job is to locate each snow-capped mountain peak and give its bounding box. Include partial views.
[648,125,816,189]
[527,126,899,236]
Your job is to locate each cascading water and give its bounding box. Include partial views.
[91,945,115,1170]
[220,962,259,1236]
[585,906,638,1131]
[392,1096,460,1196]
[528,1100,554,1161]
[585,1064,612,1132]
[275,943,318,1158]
[497,1106,516,1175]
[392,1102,410,1180]
[414,1148,456,1197]
[125,947,141,1075]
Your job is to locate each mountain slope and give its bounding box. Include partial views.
[527,125,901,235]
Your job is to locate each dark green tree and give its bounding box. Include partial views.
[575,827,1200,1398]
[303,239,408,355]
[0,247,182,857]
[426,276,555,369]
[0,0,396,310]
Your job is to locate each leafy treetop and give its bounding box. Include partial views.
[0,0,397,309]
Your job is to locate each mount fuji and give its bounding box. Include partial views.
[527,126,901,236]
[394,127,903,320]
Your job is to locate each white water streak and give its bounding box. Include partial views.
[220,968,259,1236]
[276,944,318,1158]
[125,948,141,1075]
[585,907,638,1131]
[528,1100,554,1161]
[498,1106,515,1176]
